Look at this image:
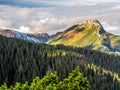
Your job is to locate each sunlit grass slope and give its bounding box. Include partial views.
[47,20,120,52]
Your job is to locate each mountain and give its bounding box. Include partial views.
[1,20,120,53]
[47,20,120,52]
[0,29,49,43]
[1,20,120,90]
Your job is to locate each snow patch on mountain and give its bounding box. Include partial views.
[11,30,49,43]
[0,27,49,43]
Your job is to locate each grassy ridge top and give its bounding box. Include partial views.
[47,20,120,52]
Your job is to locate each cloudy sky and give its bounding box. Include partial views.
[0,0,120,35]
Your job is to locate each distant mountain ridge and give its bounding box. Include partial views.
[0,29,49,43]
[0,20,120,53]
[47,20,120,52]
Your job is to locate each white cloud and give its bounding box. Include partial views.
[110,5,120,10]
[0,19,12,27]
[19,26,30,33]
[29,17,68,34]
[101,22,120,35]
[0,5,60,34]
[105,26,119,31]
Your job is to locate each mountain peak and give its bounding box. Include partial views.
[81,20,102,29]
[47,19,117,52]
[77,20,106,35]
[83,20,100,24]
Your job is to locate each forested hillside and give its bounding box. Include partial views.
[0,35,120,90]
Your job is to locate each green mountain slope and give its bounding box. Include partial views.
[0,35,120,89]
[47,20,120,52]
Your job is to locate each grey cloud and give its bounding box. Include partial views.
[0,19,12,27]
[101,22,120,34]
[0,2,120,35]
[1,0,120,7]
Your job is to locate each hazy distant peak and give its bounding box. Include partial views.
[0,29,49,43]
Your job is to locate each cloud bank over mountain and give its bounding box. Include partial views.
[0,0,120,35]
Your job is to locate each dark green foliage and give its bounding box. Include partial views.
[0,35,120,90]
[0,68,89,90]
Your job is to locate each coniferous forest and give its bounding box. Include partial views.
[0,35,120,90]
